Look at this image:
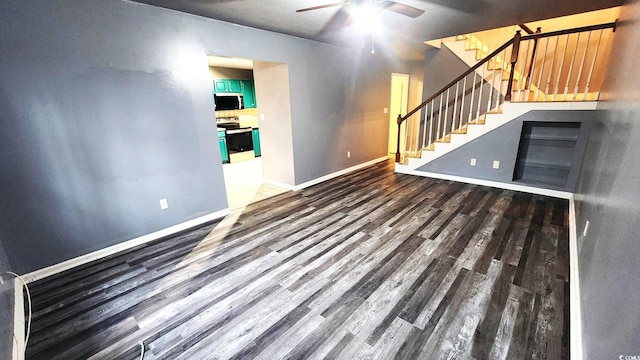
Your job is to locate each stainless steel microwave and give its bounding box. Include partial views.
[214,94,244,111]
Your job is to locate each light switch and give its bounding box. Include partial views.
[259,113,265,121]
[470,158,477,166]
[383,107,388,114]
[492,160,500,169]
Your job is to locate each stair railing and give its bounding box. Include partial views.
[396,21,616,163]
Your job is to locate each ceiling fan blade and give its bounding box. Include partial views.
[380,1,425,18]
[418,0,485,13]
[296,1,350,13]
[319,6,352,35]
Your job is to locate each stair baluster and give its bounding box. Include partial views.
[584,29,604,99]
[573,30,591,100]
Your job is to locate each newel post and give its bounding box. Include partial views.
[395,114,403,163]
[505,30,521,102]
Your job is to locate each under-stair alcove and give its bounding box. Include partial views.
[410,109,593,193]
[513,121,581,189]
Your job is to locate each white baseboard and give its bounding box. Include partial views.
[262,178,296,191]
[292,156,389,191]
[13,277,24,360]
[21,208,230,284]
[569,197,583,360]
[395,167,573,199]
[20,157,388,283]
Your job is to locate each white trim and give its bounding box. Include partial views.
[13,278,24,360]
[21,209,230,283]
[262,178,296,191]
[395,167,573,199]
[569,197,584,360]
[292,156,389,191]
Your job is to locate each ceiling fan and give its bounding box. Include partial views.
[296,1,424,53]
[296,1,425,20]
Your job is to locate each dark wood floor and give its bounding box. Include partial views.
[26,160,569,360]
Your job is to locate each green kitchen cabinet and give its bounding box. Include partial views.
[214,79,242,93]
[214,80,227,93]
[252,128,261,157]
[241,80,256,108]
[218,130,230,164]
[228,79,242,93]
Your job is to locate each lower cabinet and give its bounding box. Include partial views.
[218,130,230,164]
[252,128,261,157]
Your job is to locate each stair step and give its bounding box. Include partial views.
[423,143,435,151]
[435,134,451,143]
[451,125,468,134]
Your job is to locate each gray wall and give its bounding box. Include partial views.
[575,0,640,358]
[416,110,594,192]
[422,46,470,99]
[0,0,399,273]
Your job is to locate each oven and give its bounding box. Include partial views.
[225,127,254,152]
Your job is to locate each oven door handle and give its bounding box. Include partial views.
[226,128,252,135]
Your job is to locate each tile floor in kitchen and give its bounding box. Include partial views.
[223,151,290,209]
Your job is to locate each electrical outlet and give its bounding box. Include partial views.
[383,107,388,114]
[259,113,265,121]
[492,160,500,169]
[470,158,477,166]
[347,151,351,158]
[160,198,169,210]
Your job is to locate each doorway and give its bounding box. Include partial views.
[389,73,409,155]
[207,55,292,209]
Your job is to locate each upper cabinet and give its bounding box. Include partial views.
[214,79,242,93]
[213,78,257,109]
[241,80,256,108]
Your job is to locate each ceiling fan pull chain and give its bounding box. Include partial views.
[371,32,375,54]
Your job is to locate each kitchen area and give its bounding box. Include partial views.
[209,55,288,208]
[211,66,260,164]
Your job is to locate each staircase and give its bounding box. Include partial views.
[395,22,616,180]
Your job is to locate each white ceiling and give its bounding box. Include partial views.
[133,0,622,60]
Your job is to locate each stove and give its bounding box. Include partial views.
[216,116,240,129]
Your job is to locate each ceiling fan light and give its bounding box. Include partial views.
[353,4,381,33]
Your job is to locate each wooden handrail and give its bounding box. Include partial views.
[518,23,535,35]
[521,21,616,41]
[400,39,514,122]
[395,20,617,163]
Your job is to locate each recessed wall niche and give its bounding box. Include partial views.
[513,121,581,189]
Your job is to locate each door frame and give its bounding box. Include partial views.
[389,73,410,154]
